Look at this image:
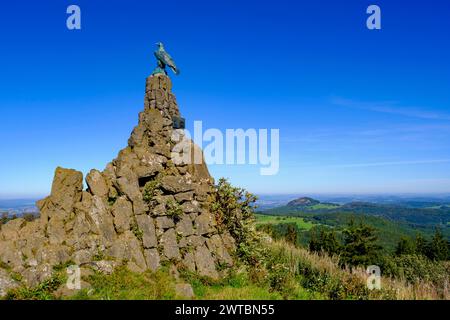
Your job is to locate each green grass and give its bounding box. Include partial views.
[189,271,283,300]
[67,266,313,300]
[255,214,316,231]
[4,273,66,300]
[197,285,283,299]
[310,204,340,210]
[66,265,326,300]
[70,266,178,300]
[186,268,325,300]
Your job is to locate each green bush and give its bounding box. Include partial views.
[166,200,183,221]
[381,254,449,285]
[395,237,416,256]
[429,229,449,261]
[341,220,382,268]
[209,178,264,265]
[4,274,65,300]
[143,179,161,204]
[395,230,449,261]
[258,223,300,246]
[309,227,341,256]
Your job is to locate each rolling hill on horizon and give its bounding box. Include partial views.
[258,196,450,246]
[261,196,450,225]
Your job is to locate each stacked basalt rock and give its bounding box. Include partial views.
[0,75,235,295]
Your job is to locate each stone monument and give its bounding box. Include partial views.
[0,51,235,296]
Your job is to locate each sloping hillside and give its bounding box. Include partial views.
[261,197,450,240]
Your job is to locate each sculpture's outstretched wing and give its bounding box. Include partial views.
[156,50,180,75]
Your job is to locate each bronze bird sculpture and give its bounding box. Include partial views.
[152,42,180,76]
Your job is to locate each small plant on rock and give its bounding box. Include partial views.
[166,200,183,221]
[143,179,161,204]
[131,221,144,241]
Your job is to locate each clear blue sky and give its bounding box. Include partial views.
[1,0,450,198]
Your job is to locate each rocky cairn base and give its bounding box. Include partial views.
[0,75,235,296]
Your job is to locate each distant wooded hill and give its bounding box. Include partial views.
[262,197,450,227]
[257,197,450,250]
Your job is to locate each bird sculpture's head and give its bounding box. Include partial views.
[156,42,164,49]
